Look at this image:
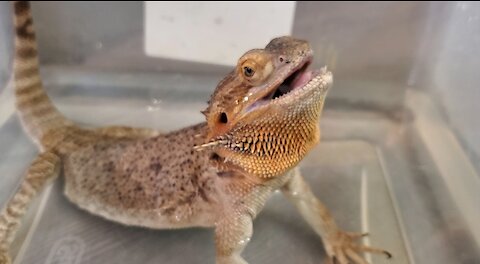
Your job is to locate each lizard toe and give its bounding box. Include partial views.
[325,229,392,264]
[0,249,11,264]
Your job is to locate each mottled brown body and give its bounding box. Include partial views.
[64,124,221,228]
[0,2,391,264]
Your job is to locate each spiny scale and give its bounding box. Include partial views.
[218,95,323,178]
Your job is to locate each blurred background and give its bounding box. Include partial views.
[0,2,479,264]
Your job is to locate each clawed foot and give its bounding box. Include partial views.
[0,248,11,264]
[325,231,392,264]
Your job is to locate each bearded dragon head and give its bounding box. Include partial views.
[199,36,333,179]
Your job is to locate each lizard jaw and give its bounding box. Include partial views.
[270,60,313,100]
[246,65,332,112]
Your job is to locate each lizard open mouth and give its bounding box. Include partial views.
[246,57,331,112]
[246,58,323,112]
[268,61,313,100]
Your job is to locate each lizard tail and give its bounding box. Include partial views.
[12,1,72,147]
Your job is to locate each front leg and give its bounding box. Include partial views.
[215,213,253,264]
[282,168,391,264]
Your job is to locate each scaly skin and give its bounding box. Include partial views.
[0,2,391,264]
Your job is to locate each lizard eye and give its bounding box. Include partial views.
[243,66,255,77]
[241,60,257,79]
[238,55,273,84]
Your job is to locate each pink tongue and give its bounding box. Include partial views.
[291,70,312,89]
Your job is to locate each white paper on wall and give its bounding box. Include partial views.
[144,2,296,66]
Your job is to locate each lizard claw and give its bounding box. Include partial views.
[0,248,11,264]
[325,230,392,264]
[345,232,369,239]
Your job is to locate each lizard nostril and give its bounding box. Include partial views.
[279,56,291,64]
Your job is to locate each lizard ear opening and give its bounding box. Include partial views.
[219,112,228,123]
[210,152,221,161]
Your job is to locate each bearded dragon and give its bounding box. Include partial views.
[0,2,392,264]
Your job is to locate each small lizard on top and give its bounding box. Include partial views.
[0,1,391,263]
